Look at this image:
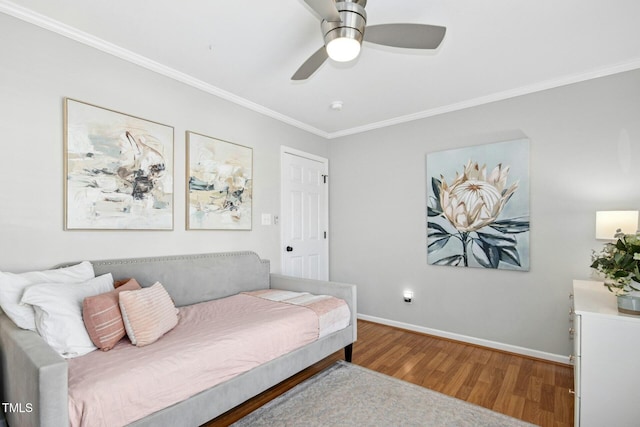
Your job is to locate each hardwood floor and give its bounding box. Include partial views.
[206,320,574,427]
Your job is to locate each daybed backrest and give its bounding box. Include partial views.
[87,251,270,307]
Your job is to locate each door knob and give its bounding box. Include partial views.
[286,246,293,252]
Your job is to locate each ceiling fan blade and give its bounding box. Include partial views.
[291,46,329,80]
[364,23,446,49]
[302,0,342,22]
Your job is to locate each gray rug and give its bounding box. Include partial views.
[232,361,535,426]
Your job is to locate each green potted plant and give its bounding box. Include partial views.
[591,229,640,315]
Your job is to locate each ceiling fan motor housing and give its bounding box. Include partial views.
[292,0,446,80]
[321,0,367,48]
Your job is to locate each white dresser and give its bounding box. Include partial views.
[571,280,640,427]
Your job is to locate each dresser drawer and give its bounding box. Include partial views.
[573,313,581,357]
[573,280,640,426]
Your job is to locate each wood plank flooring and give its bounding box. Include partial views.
[206,320,574,427]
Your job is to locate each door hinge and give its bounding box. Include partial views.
[324,231,327,239]
[322,174,328,184]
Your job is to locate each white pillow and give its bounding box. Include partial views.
[21,273,113,358]
[0,261,95,330]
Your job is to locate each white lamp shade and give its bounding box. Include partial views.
[595,210,639,239]
[326,37,361,62]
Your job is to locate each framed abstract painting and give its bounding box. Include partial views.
[64,98,174,230]
[426,139,530,270]
[186,131,252,230]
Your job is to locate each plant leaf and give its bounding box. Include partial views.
[489,218,530,234]
[428,236,450,252]
[471,238,500,268]
[432,254,464,266]
[498,246,521,266]
[431,178,442,207]
[428,221,448,234]
[476,231,517,247]
[427,205,442,217]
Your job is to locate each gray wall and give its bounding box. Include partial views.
[0,14,327,272]
[328,69,640,357]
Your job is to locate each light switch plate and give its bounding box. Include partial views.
[261,213,272,226]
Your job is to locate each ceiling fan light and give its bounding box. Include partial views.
[326,37,361,62]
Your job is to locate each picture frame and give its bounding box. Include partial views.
[426,138,530,270]
[64,98,174,230]
[186,131,253,230]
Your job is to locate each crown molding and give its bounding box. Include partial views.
[3,0,640,141]
[0,0,331,139]
[326,58,640,139]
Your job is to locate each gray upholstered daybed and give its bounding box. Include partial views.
[0,251,357,426]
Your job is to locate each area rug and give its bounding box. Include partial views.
[232,361,535,426]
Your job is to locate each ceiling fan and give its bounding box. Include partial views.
[292,0,446,80]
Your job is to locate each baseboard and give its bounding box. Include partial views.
[357,314,570,365]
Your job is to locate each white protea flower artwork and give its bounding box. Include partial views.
[439,161,518,233]
[427,140,530,270]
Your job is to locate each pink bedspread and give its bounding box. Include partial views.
[67,293,319,427]
[243,290,351,338]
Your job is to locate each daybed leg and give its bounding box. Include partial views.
[344,344,353,362]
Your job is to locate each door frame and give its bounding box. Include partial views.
[280,146,329,278]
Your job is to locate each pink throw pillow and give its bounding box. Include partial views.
[119,282,178,347]
[82,279,141,351]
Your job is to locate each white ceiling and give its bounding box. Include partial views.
[3,0,640,139]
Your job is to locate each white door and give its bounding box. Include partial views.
[281,147,329,280]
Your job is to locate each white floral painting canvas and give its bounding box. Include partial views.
[186,131,252,230]
[65,99,174,230]
[426,139,530,270]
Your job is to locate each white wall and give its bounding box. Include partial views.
[0,14,327,272]
[328,69,640,357]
